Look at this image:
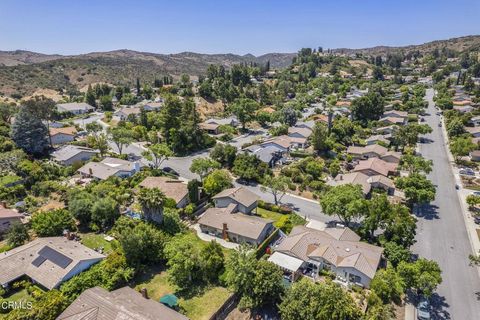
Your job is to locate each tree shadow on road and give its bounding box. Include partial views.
[416,203,440,220]
[429,293,451,320]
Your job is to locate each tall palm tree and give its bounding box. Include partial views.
[137,188,166,224]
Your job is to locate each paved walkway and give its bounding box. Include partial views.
[192,223,239,249]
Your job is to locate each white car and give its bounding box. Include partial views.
[417,299,431,320]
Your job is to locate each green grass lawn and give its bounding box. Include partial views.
[257,207,306,233]
[0,285,44,319]
[134,268,231,320]
[80,233,116,254]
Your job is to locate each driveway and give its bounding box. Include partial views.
[413,88,480,319]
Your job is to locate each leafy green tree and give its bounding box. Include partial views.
[224,245,284,309]
[398,259,442,297]
[351,92,384,122]
[256,111,272,127]
[395,173,435,207]
[232,153,270,182]
[231,98,258,130]
[11,104,49,155]
[0,103,17,123]
[164,233,200,290]
[203,169,232,195]
[382,204,417,248]
[109,126,134,155]
[161,208,185,235]
[319,184,364,226]
[466,194,480,210]
[210,143,237,168]
[279,278,362,320]
[260,175,291,205]
[450,136,476,159]
[446,118,465,137]
[137,187,166,223]
[399,153,433,174]
[68,191,95,226]
[91,197,119,230]
[281,107,298,126]
[115,218,166,266]
[85,85,97,107]
[99,95,113,111]
[60,251,134,299]
[87,133,109,157]
[6,222,29,247]
[392,123,432,148]
[383,241,411,267]
[361,193,392,241]
[190,158,221,181]
[370,267,405,304]
[142,143,173,169]
[200,240,225,283]
[311,122,331,153]
[31,209,75,237]
[4,289,69,320]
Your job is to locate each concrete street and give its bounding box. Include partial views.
[413,88,480,319]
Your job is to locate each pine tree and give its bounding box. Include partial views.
[12,106,49,155]
[136,78,141,96]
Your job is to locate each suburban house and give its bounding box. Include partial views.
[57,286,188,320]
[56,102,94,115]
[51,145,99,166]
[470,150,480,162]
[380,151,402,164]
[347,144,388,159]
[367,175,395,194]
[139,176,190,208]
[327,172,371,195]
[199,121,221,135]
[465,127,480,138]
[0,237,105,290]
[382,110,408,120]
[375,125,397,135]
[260,137,291,153]
[365,135,391,146]
[114,107,141,120]
[453,105,473,113]
[295,120,316,130]
[49,127,77,145]
[288,126,312,140]
[245,145,285,168]
[212,187,259,214]
[198,203,273,246]
[379,116,406,126]
[469,116,480,127]
[0,203,23,234]
[78,157,142,180]
[268,225,383,288]
[143,101,163,111]
[353,158,398,177]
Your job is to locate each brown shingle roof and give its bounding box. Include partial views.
[327,172,371,195]
[212,187,259,207]
[198,207,272,241]
[353,158,398,177]
[139,177,188,204]
[57,286,189,320]
[276,226,383,279]
[50,127,77,136]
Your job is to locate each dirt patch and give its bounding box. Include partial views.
[195,97,225,119]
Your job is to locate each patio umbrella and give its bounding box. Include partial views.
[159,294,179,308]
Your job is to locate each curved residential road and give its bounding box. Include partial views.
[413,88,480,319]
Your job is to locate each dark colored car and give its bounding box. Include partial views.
[162,167,179,176]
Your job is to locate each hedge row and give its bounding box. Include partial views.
[258,200,292,214]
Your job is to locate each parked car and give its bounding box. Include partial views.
[460,168,475,176]
[417,298,431,320]
[162,167,179,176]
[455,184,460,190]
[438,123,442,127]
[474,216,480,225]
[472,191,480,196]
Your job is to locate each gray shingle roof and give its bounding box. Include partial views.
[0,237,104,290]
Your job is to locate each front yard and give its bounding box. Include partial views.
[134,267,231,320]
[256,207,306,233]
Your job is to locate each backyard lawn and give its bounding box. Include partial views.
[257,207,306,233]
[80,233,116,254]
[134,267,231,320]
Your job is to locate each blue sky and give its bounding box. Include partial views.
[1,0,479,55]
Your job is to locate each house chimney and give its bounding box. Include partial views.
[88,168,93,175]
[222,223,228,240]
[0,201,7,209]
[140,288,149,299]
